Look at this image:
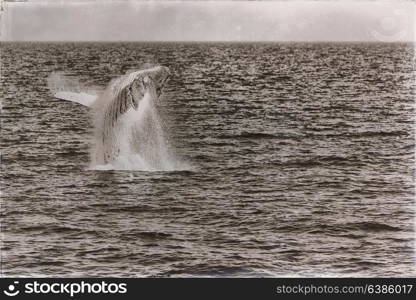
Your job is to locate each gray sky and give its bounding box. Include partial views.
[1,0,415,42]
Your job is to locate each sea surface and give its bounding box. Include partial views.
[0,42,415,277]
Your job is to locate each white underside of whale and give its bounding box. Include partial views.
[54,91,97,107]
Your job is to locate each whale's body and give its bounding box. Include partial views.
[54,66,171,167]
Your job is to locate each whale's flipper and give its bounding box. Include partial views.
[54,91,98,107]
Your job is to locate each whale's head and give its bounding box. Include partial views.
[107,66,171,115]
[144,66,170,97]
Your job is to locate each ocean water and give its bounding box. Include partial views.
[0,42,415,277]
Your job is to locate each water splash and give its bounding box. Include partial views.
[47,72,98,96]
[91,91,185,171]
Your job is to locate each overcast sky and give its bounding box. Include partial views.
[1,0,415,42]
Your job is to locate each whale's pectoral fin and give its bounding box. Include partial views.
[54,91,97,107]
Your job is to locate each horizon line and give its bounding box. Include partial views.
[1,40,414,43]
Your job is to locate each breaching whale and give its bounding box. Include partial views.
[54,65,170,110]
[53,66,172,168]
